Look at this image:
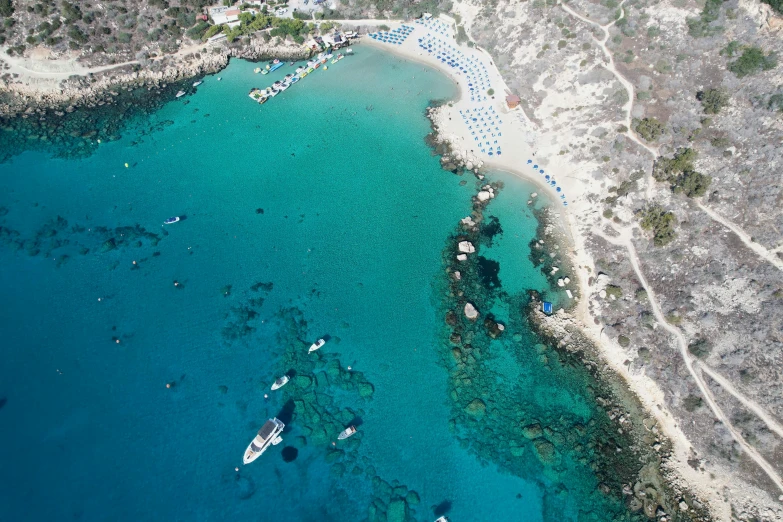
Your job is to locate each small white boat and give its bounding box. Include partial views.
[308,338,326,353]
[271,375,289,390]
[435,517,448,522]
[176,90,186,98]
[337,425,357,440]
[163,216,180,224]
[192,80,203,87]
[243,418,285,465]
[217,77,222,81]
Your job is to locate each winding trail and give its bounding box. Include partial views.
[594,227,783,493]
[696,202,783,273]
[697,362,783,440]
[558,0,660,165]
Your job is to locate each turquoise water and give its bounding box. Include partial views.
[0,48,638,521]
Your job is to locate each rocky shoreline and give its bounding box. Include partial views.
[0,43,313,162]
[0,42,311,117]
[424,101,714,521]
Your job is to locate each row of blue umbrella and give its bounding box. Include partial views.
[527,160,568,205]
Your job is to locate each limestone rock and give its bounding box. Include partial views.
[477,191,491,202]
[458,241,475,253]
[456,253,468,261]
[464,302,479,320]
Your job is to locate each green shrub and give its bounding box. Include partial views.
[618,335,631,347]
[603,209,613,219]
[728,46,777,77]
[683,395,703,412]
[378,24,390,31]
[637,204,676,246]
[605,285,623,298]
[696,88,729,114]
[487,88,494,96]
[203,24,224,39]
[634,288,647,300]
[0,0,14,16]
[768,93,783,111]
[688,338,712,358]
[761,0,782,14]
[653,148,711,198]
[634,117,665,142]
[686,0,726,37]
[187,21,210,39]
[558,39,566,49]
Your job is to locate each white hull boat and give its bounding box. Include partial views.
[243,418,285,464]
[164,216,180,225]
[308,338,326,353]
[192,80,203,87]
[435,517,449,522]
[271,375,289,390]
[337,425,357,440]
[176,90,186,98]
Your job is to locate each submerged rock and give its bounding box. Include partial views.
[465,398,486,417]
[533,439,558,465]
[522,423,543,439]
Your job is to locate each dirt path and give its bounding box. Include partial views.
[697,202,783,272]
[558,1,660,169]
[595,226,783,493]
[697,362,783,439]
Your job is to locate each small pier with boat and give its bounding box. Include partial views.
[248,49,353,106]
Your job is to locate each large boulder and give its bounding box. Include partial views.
[477,191,491,202]
[458,241,475,253]
[464,302,479,320]
[533,439,558,465]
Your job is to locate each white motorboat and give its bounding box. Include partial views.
[176,90,186,98]
[271,375,289,390]
[308,338,326,353]
[163,216,180,224]
[337,425,357,440]
[435,517,448,522]
[243,418,285,465]
[192,80,203,87]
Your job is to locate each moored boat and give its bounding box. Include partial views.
[164,216,180,224]
[271,375,289,390]
[243,418,285,464]
[254,67,262,73]
[175,90,186,98]
[337,425,357,440]
[193,80,203,87]
[269,61,285,72]
[308,338,326,353]
[434,517,448,522]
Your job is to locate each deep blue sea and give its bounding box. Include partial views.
[0,48,639,521]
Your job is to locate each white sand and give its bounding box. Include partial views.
[363,19,740,518]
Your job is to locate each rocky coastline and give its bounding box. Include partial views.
[425,102,714,521]
[0,42,312,162]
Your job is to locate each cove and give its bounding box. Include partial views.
[0,47,642,521]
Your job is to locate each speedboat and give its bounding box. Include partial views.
[192,80,203,87]
[308,338,326,353]
[337,426,357,440]
[175,90,186,98]
[243,418,285,464]
[435,517,448,522]
[164,216,180,224]
[271,375,289,390]
[254,67,262,73]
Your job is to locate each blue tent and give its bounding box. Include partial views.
[542,302,553,314]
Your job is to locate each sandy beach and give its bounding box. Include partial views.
[362,17,737,518]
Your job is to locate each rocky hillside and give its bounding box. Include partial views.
[459,0,783,519]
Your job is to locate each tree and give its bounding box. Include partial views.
[637,204,677,247]
[634,117,665,142]
[696,88,729,114]
[728,46,777,77]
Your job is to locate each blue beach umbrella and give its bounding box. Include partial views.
[556,187,561,192]
[533,164,539,169]
[539,169,544,174]
[545,175,550,180]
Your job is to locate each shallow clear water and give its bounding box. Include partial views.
[0,48,635,521]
